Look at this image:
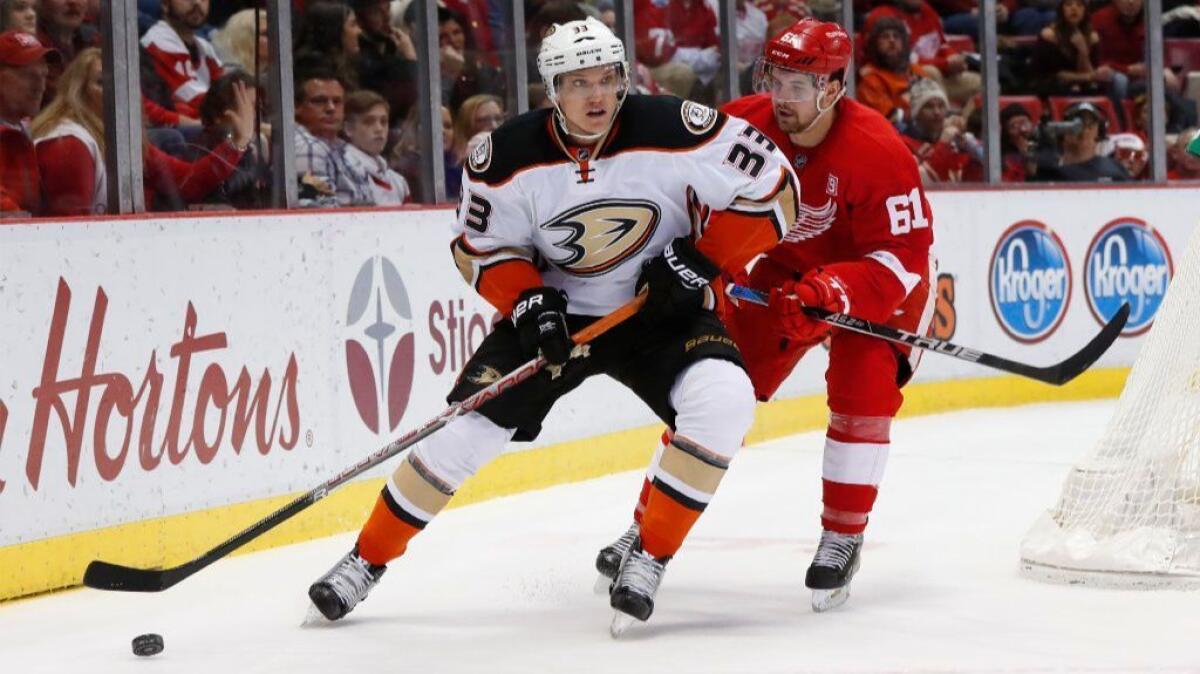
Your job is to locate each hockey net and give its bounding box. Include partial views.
[1020,226,1200,589]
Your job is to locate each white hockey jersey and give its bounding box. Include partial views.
[452,95,800,317]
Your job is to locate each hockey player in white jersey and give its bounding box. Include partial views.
[308,17,799,633]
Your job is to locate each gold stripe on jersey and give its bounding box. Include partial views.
[451,235,534,286]
[728,167,801,242]
[541,199,662,277]
[451,235,542,314]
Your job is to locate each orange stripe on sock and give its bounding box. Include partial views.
[357,493,422,567]
[639,483,702,560]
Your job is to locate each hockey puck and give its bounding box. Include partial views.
[131,633,164,657]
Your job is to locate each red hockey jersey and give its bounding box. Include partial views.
[720,94,934,323]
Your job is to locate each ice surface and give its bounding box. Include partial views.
[1,401,1195,673]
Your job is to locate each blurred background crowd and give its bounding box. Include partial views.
[2,0,1198,218]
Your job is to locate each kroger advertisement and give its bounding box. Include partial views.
[0,189,1195,550]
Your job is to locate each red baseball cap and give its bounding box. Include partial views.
[0,31,62,67]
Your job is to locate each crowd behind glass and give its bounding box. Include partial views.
[2,0,1198,218]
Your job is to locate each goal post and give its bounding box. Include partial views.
[1019,225,1200,589]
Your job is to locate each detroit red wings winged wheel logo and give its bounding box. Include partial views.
[345,257,416,434]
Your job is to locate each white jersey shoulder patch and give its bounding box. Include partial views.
[681,101,719,135]
[468,133,493,173]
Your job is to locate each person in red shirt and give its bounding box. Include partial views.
[899,77,980,183]
[140,0,224,126]
[596,18,935,613]
[633,0,720,99]
[864,0,981,105]
[0,31,59,215]
[32,47,251,216]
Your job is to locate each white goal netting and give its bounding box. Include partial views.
[1020,226,1200,589]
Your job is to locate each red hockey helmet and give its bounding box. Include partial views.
[762,18,853,76]
[754,19,853,104]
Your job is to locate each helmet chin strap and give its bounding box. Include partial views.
[793,83,846,138]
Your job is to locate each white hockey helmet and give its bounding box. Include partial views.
[537,17,629,103]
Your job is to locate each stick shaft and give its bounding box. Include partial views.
[84,294,646,592]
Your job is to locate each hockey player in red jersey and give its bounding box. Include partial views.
[596,18,935,613]
[308,17,800,634]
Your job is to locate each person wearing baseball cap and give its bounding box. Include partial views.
[0,30,60,214]
[1037,100,1130,182]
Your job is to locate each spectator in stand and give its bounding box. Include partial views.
[0,31,59,215]
[37,0,97,103]
[935,0,1012,39]
[211,8,268,79]
[354,0,417,118]
[899,77,981,183]
[450,93,503,164]
[342,89,411,205]
[294,1,363,91]
[1034,100,1130,182]
[443,0,498,67]
[1094,0,1185,125]
[1010,0,1057,36]
[33,47,251,215]
[1,0,37,34]
[1168,127,1200,179]
[433,4,504,110]
[189,69,270,209]
[141,0,224,127]
[389,102,457,203]
[633,0,691,99]
[1028,0,1108,98]
[1102,132,1148,180]
[293,67,364,206]
[1000,102,1036,182]
[865,0,982,105]
[734,0,768,83]
[662,0,722,100]
[856,16,940,123]
[750,0,808,23]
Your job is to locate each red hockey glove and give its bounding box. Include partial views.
[768,268,851,342]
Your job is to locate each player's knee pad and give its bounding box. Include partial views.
[407,411,515,491]
[669,358,756,460]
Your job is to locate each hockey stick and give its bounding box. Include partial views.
[727,284,1129,386]
[83,294,647,593]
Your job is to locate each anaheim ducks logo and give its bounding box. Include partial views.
[541,199,660,276]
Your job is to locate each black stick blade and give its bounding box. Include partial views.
[1041,301,1131,385]
[83,560,178,592]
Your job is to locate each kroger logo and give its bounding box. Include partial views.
[1084,218,1172,336]
[989,221,1072,343]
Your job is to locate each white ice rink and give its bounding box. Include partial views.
[2,400,1195,674]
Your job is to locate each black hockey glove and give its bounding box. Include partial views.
[512,286,574,366]
[636,236,720,324]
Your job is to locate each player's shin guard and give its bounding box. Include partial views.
[819,413,891,536]
[595,432,666,583]
[357,453,455,566]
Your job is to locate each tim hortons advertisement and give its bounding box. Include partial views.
[0,190,1195,549]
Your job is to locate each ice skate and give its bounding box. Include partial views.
[609,541,668,637]
[806,529,862,612]
[308,546,387,621]
[593,523,639,593]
